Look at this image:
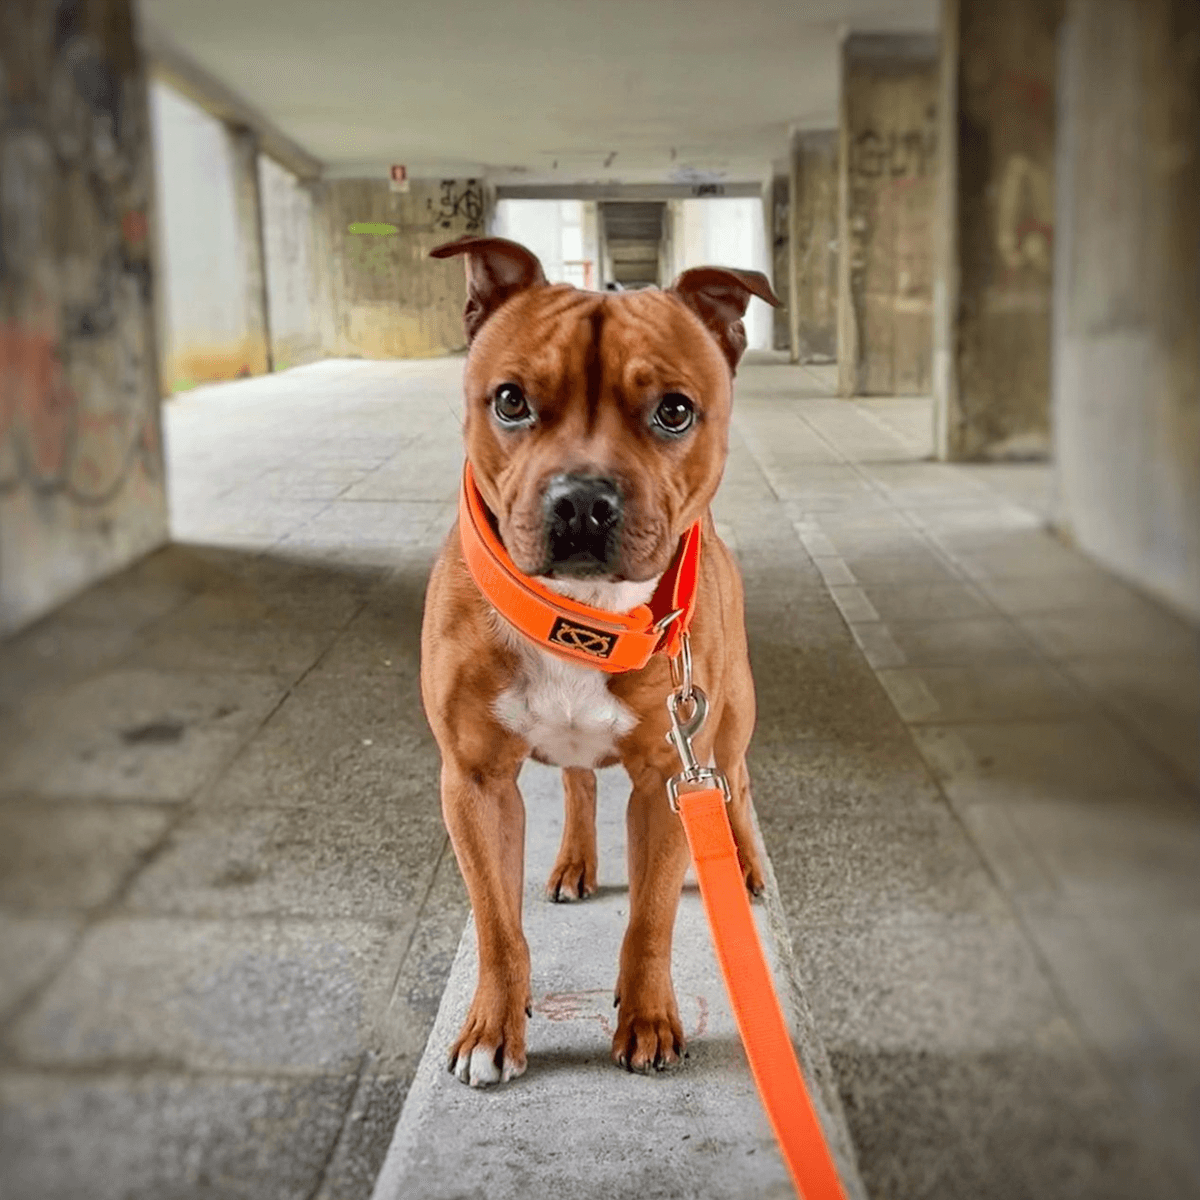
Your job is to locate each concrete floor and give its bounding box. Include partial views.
[0,354,1197,1199]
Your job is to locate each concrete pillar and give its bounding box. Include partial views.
[149,83,275,390]
[315,178,486,359]
[788,131,839,363]
[933,0,1063,460]
[258,155,324,372]
[837,35,938,397]
[0,0,168,634]
[770,176,791,351]
[227,126,273,376]
[1052,0,1200,620]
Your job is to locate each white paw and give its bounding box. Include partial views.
[452,1043,526,1087]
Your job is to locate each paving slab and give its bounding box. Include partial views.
[204,666,438,811]
[0,1069,358,1200]
[0,913,80,1021]
[9,918,405,1073]
[370,761,866,1200]
[0,669,287,803]
[122,798,448,921]
[0,802,171,912]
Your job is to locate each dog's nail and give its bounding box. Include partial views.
[525,1004,533,1018]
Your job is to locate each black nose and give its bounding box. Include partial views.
[543,474,623,575]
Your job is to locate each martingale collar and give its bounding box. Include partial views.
[458,463,701,672]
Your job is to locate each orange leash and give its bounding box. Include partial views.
[676,786,849,1200]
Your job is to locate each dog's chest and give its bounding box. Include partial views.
[493,639,637,769]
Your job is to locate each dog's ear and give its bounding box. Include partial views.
[668,267,781,374]
[430,235,548,342]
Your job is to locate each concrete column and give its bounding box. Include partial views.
[149,83,278,390]
[1052,0,1200,620]
[837,35,938,397]
[788,131,839,363]
[933,0,1063,460]
[770,176,791,351]
[227,126,273,375]
[0,0,168,634]
[258,155,324,372]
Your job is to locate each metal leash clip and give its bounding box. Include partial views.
[665,634,732,813]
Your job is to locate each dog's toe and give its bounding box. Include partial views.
[451,1042,526,1087]
[545,859,596,903]
[611,1003,686,1074]
[449,993,529,1087]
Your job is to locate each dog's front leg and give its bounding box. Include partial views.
[441,763,531,1086]
[612,759,691,1072]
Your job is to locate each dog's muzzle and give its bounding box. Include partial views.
[543,473,623,576]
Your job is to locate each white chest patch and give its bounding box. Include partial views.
[491,576,658,769]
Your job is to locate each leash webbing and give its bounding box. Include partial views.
[676,787,849,1200]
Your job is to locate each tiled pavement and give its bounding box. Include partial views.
[0,354,1196,1198]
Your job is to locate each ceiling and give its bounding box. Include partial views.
[140,0,937,185]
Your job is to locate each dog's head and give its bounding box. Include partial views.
[432,234,779,585]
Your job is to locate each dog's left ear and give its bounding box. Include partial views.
[430,235,548,342]
[668,267,782,374]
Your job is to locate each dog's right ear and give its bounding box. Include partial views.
[430,235,548,342]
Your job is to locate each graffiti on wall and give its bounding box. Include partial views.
[1,0,161,508]
[1,2,164,539]
[427,180,485,233]
[0,325,160,506]
[996,153,1053,277]
[852,126,937,180]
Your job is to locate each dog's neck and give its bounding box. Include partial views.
[540,575,661,615]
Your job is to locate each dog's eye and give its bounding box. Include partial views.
[652,394,695,435]
[493,383,532,425]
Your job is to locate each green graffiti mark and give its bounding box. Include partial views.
[346,235,398,279]
[348,222,398,236]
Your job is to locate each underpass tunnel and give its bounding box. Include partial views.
[1,1,1198,1198]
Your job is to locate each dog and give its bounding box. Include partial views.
[422,234,779,1086]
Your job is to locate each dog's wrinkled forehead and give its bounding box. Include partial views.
[466,286,729,408]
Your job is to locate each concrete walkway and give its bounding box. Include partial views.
[0,354,1197,1199]
[371,762,864,1200]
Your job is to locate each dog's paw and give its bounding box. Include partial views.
[545,852,597,902]
[448,993,529,1087]
[742,855,766,899]
[611,989,686,1074]
[733,837,766,899]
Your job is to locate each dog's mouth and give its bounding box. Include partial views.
[540,548,620,580]
[540,568,660,615]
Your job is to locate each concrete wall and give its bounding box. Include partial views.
[1053,0,1200,620]
[0,0,168,635]
[789,130,839,363]
[149,81,269,391]
[667,198,773,352]
[934,0,1062,460]
[259,155,323,372]
[315,179,485,359]
[838,35,939,396]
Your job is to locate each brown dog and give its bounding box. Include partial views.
[421,235,779,1086]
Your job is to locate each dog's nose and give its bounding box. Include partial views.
[543,474,623,575]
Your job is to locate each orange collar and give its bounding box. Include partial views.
[458,463,701,672]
